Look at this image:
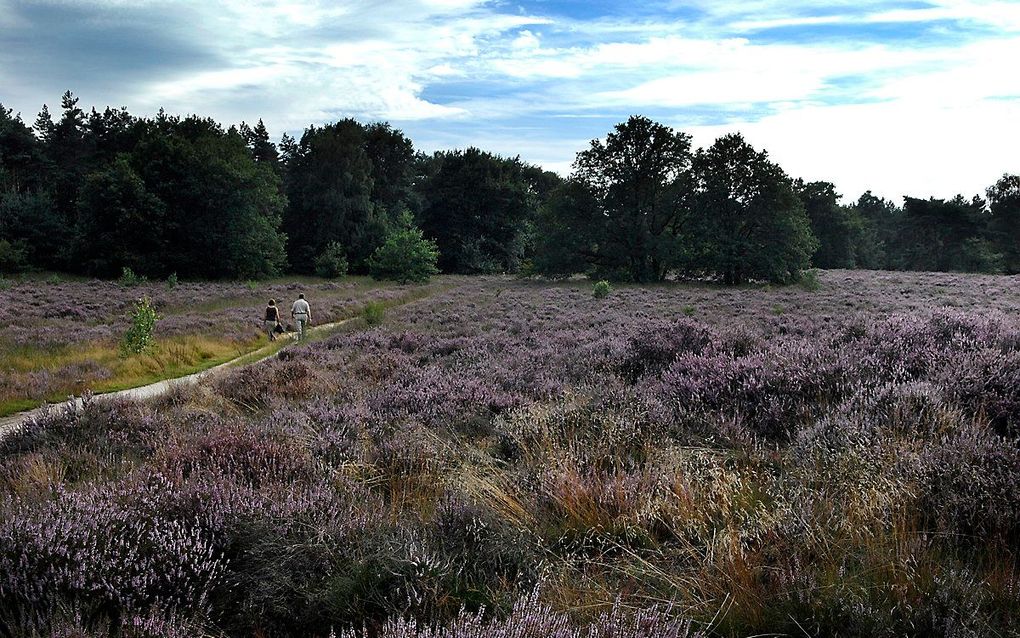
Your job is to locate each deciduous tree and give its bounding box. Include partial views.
[691,133,816,284]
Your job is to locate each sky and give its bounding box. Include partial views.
[1,0,1019,202]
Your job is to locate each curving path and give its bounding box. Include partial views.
[0,317,357,442]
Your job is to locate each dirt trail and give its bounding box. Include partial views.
[0,317,355,442]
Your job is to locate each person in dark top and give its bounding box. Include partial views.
[264,299,281,341]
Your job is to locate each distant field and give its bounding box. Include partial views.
[0,275,423,416]
[2,270,1020,637]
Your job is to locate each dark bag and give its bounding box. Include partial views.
[273,322,285,334]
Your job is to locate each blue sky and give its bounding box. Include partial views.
[2,0,1019,201]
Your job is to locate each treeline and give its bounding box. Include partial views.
[1,93,1017,282]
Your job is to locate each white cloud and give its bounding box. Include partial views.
[3,0,1018,198]
[684,98,1020,202]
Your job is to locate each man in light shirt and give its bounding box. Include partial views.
[291,293,311,340]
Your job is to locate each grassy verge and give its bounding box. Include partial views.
[0,335,255,417]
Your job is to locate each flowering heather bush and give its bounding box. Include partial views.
[335,589,702,638]
[0,484,226,618]
[3,270,1020,636]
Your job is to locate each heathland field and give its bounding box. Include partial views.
[2,270,1020,637]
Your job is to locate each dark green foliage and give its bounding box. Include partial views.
[532,180,600,279]
[1,96,287,279]
[75,156,166,277]
[0,190,68,269]
[282,120,381,271]
[130,115,288,279]
[43,93,90,258]
[0,103,45,194]
[846,191,897,270]
[796,180,856,268]
[895,195,995,272]
[364,123,418,214]
[369,211,440,283]
[419,148,544,274]
[592,280,611,298]
[283,120,417,272]
[240,119,280,169]
[1,92,1017,281]
[537,116,692,282]
[314,241,349,278]
[988,174,1020,274]
[0,239,28,273]
[690,133,817,284]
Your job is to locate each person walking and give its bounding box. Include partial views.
[264,299,281,341]
[291,293,311,340]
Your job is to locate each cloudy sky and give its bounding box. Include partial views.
[2,0,1018,201]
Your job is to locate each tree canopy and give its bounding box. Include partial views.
[418,148,549,274]
[690,134,817,284]
[0,93,1017,282]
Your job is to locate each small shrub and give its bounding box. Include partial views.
[368,210,440,284]
[592,280,611,298]
[363,302,385,326]
[166,272,179,289]
[682,305,696,317]
[516,259,537,279]
[245,279,258,291]
[118,266,146,287]
[46,273,62,285]
[314,242,349,278]
[122,296,160,355]
[799,268,821,292]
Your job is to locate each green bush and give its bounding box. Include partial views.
[314,242,349,278]
[118,267,146,287]
[362,302,385,326]
[368,211,439,284]
[799,268,821,292]
[516,259,537,279]
[166,272,179,289]
[122,297,160,355]
[592,280,611,298]
[0,239,29,274]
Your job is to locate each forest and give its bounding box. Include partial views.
[1,91,1018,283]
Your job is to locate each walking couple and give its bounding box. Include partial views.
[264,294,312,341]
